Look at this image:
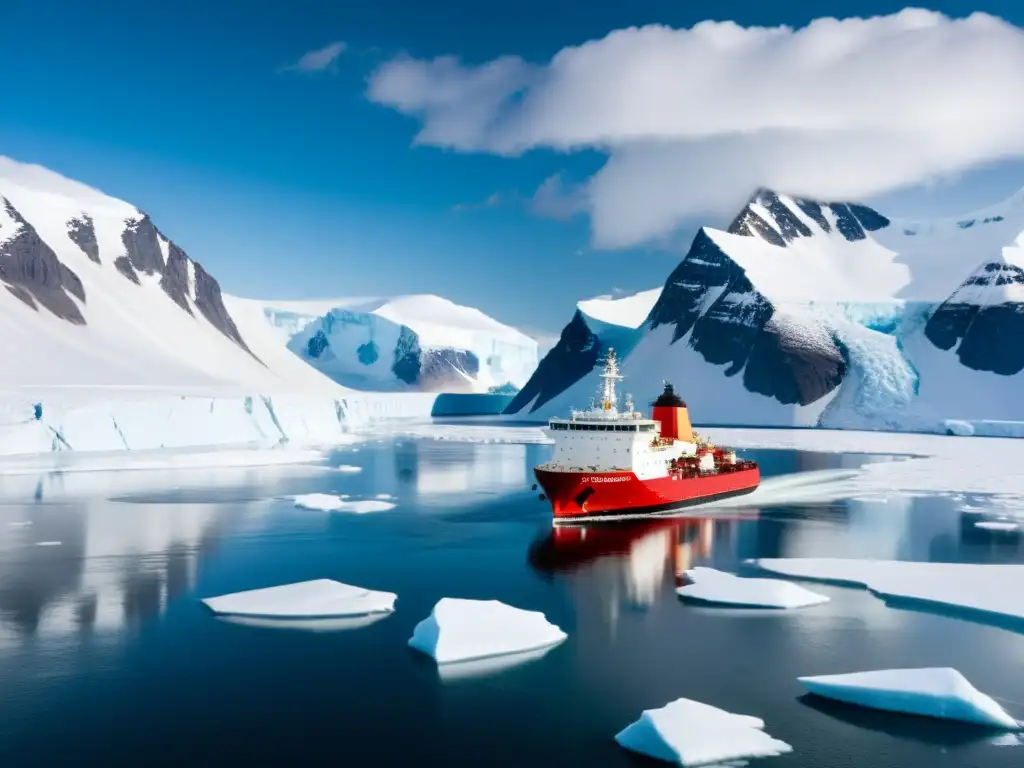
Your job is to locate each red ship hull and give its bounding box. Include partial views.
[534,466,760,522]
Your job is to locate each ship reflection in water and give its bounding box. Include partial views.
[528,514,758,617]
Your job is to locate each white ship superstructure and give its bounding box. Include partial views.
[538,349,696,480]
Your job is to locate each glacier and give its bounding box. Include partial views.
[228,294,539,394]
[506,187,1024,436]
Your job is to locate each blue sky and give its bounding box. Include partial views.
[3,0,1023,340]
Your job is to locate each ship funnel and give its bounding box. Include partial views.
[651,382,693,442]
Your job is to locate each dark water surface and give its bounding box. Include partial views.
[0,438,1022,766]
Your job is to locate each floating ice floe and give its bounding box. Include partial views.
[975,521,1019,532]
[35,541,62,547]
[374,493,394,500]
[292,494,395,513]
[408,598,566,665]
[677,567,829,609]
[615,697,793,766]
[798,668,1020,730]
[750,558,1024,628]
[202,579,397,619]
[336,465,362,473]
[294,493,348,511]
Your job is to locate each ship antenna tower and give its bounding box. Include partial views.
[598,348,624,410]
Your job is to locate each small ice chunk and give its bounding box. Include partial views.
[375,493,394,500]
[975,521,1019,532]
[336,465,362,473]
[202,579,397,619]
[798,668,1020,730]
[35,541,61,547]
[293,494,393,513]
[615,697,793,766]
[8,521,32,528]
[408,598,566,664]
[678,567,829,609]
[294,493,347,511]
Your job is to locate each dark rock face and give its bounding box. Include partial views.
[192,260,252,354]
[648,228,845,406]
[728,189,813,245]
[357,340,379,365]
[392,326,422,385]
[925,261,1024,375]
[113,255,140,284]
[729,189,891,245]
[504,310,601,413]
[159,243,193,314]
[0,198,86,324]
[66,215,100,263]
[114,214,256,357]
[121,215,166,275]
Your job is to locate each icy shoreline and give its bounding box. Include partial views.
[0,391,438,458]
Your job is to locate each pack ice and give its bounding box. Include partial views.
[677,567,830,609]
[751,558,1024,628]
[799,668,1021,730]
[201,579,397,619]
[407,598,566,665]
[615,697,793,766]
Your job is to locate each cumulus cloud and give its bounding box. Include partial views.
[367,10,1024,248]
[283,41,347,73]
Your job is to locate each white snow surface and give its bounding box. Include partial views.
[678,567,830,609]
[201,579,397,619]
[704,427,1024,500]
[615,697,793,766]
[751,557,1024,628]
[577,288,661,329]
[798,668,1020,730]
[407,598,567,665]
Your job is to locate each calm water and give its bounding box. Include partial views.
[1,437,1023,767]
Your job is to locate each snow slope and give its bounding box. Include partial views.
[507,187,1024,434]
[228,294,539,394]
[503,287,659,414]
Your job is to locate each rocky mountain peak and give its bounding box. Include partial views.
[0,197,86,324]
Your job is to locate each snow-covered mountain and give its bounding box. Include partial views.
[0,156,339,395]
[226,294,538,393]
[507,187,1024,435]
[0,157,537,398]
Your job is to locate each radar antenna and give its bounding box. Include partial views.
[597,347,624,410]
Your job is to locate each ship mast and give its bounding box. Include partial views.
[597,348,623,410]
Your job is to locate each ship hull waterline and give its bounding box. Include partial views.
[534,467,761,524]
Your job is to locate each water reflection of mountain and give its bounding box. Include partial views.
[0,502,220,645]
[391,441,535,506]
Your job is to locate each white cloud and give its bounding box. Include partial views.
[367,10,1024,248]
[283,41,347,73]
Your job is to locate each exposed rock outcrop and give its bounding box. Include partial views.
[0,198,86,323]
